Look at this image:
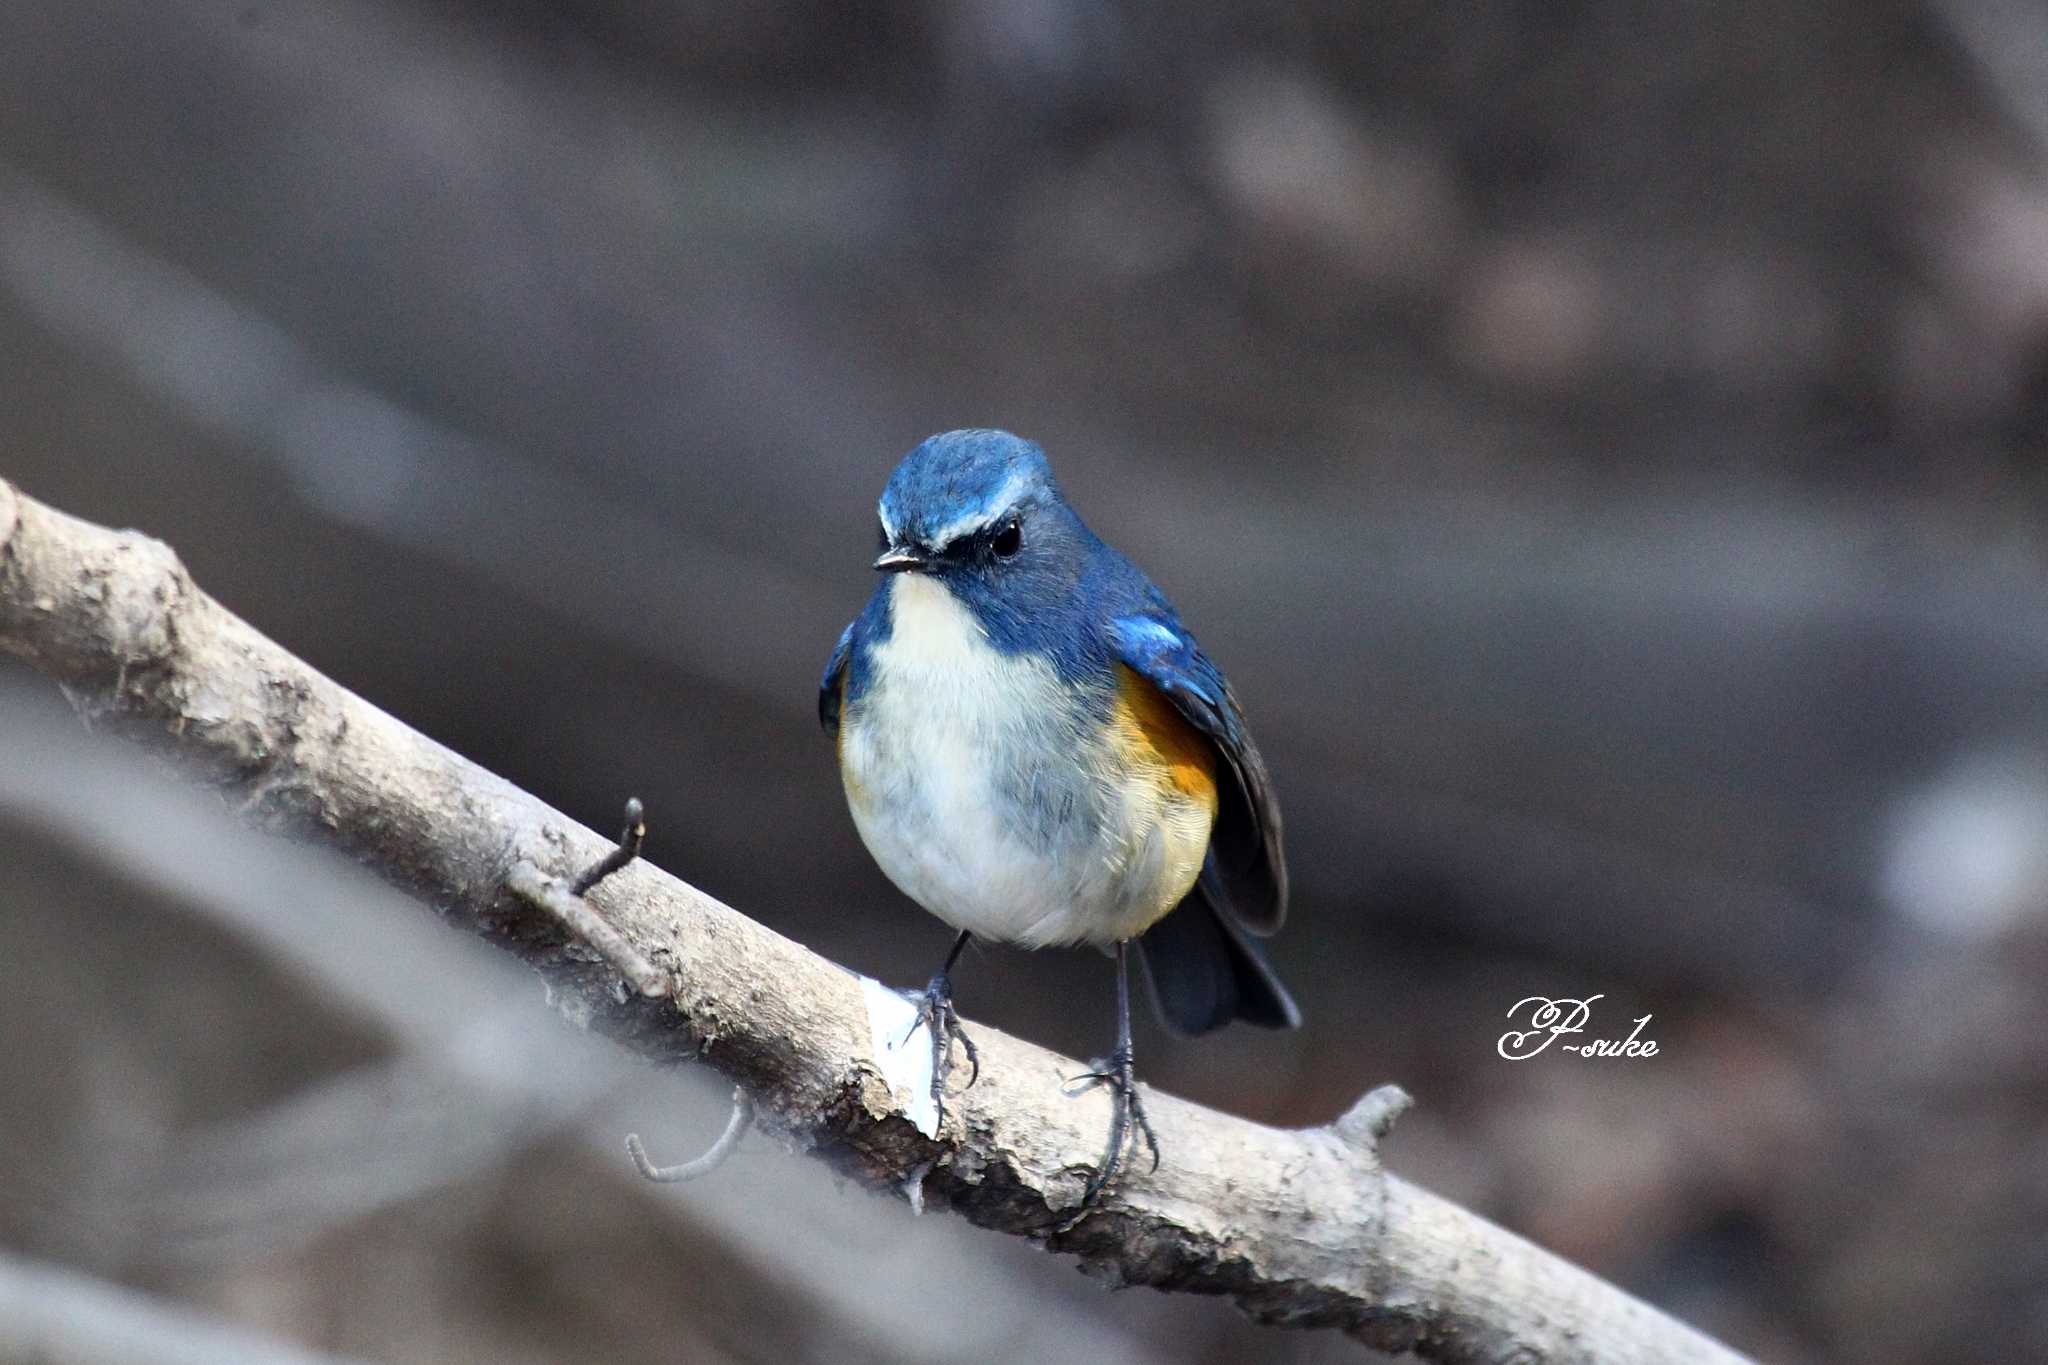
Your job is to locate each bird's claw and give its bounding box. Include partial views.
[903,971,978,1127]
[1071,1043,1159,1208]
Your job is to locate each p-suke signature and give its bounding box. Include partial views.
[1497,994,1659,1060]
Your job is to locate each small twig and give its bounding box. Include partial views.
[572,797,645,895]
[626,1088,753,1183]
[507,799,666,999]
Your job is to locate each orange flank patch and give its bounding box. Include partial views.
[1112,666,1220,817]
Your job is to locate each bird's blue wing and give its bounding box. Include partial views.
[818,620,856,736]
[1112,612,1287,934]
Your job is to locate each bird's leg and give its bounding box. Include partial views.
[1073,940,1160,1207]
[903,930,979,1126]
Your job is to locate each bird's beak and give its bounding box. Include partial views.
[873,546,926,573]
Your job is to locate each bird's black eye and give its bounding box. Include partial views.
[992,519,1022,560]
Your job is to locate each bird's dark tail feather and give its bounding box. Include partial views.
[1137,899,1302,1036]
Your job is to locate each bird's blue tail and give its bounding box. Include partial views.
[1137,899,1302,1036]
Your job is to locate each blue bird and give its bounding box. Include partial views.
[820,429,1299,1203]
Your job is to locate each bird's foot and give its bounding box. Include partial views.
[902,970,979,1128]
[1064,1043,1160,1208]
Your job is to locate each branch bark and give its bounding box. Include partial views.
[0,479,1750,1363]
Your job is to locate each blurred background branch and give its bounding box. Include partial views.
[0,1251,371,1365]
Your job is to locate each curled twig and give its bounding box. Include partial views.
[627,1088,753,1183]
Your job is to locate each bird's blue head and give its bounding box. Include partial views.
[870,429,1102,653]
[876,429,1059,564]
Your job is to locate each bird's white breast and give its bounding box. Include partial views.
[839,575,1178,948]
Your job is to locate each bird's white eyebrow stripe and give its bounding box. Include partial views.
[927,470,1030,548]
[878,499,897,542]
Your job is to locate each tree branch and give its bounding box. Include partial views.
[0,478,1750,1363]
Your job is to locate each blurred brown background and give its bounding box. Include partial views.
[3,1,2047,1361]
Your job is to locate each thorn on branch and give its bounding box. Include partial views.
[507,798,667,999]
[1332,1083,1413,1153]
[627,1087,753,1183]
